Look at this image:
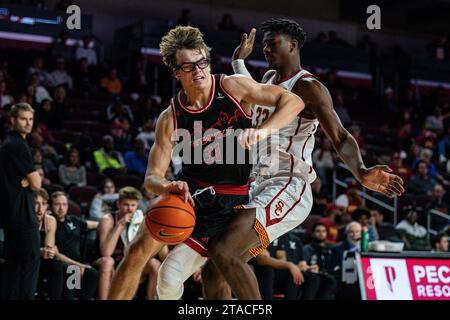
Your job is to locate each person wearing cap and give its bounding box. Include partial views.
[50,58,73,89]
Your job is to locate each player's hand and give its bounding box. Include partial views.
[288,263,304,285]
[238,128,269,149]
[164,181,195,207]
[21,178,30,188]
[359,165,405,198]
[118,213,133,226]
[232,28,256,61]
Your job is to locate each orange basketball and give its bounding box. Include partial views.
[145,193,195,244]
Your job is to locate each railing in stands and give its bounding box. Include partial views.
[332,162,399,224]
[427,209,450,236]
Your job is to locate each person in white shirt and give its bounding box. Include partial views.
[50,58,73,89]
[75,36,98,66]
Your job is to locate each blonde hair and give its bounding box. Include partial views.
[118,186,142,202]
[159,26,211,69]
[10,103,34,118]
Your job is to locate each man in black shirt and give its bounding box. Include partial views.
[0,103,42,300]
[51,191,99,299]
[303,223,338,299]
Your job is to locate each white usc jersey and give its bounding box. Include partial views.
[251,69,319,183]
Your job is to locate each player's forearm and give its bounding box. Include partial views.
[55,252,82,267]
[259,92,303,132]
[334,132,367,182]
[256,255,292,270]
[144,173,170,195]
[232,59,253,79]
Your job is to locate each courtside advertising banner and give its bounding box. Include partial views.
[357,254,450,300]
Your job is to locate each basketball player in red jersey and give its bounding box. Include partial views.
[108,25,306,299]
[201,18,405,299]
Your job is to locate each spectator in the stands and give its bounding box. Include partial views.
[218,13,242,32]
[111,119,133,153]
[177,8,194,26]
[52,85,69,117]
[335,179,364,214]
[431,233,449,253]
[58,147,87,190]
[318,204,341,244]
[51,191,99,300]
[50,58,73,89]
[436,126,450,164]
[312,139,336,187]
[390,152,413,186]
[100,67,122,96]
[408,160,437,195]
[32,148,56,175]
[106,99,135,123]
[36,99,62,130]
[425,184,449,232]
[310,177,329,216]
[136,117,156,152]
[93,135,126,178]
[333,91,351,127]
[73,57,97,93]
[89,178,119,221]
[35,188,65,300]
[0,80,14,109]
[396,208,430,251]
[352,207,378,242]
[51,31,74,61]
[95,187,165,300]
[75,35,98,66]
[28,57,51,87]
[370,209,402,242]
[382,86,399,114]
[29,73,52,105]
[252,232,319,300]
[303,223,338,299]
[124,138,148,177]
[426,36,449,60]
[331,222,362,300]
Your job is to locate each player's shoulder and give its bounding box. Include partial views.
[295,75,330,101]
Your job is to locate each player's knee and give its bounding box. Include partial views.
[156,268,184,300]
[98,257,115,273]
[209,245,237,267]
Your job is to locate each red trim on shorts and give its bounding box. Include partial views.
[268,182,307,226]
[264,155,294,227]
[219,74,252,119]
[184,236,209,257]
[286,117,302,153]
[191,178,249,195]
[177,75,216,114]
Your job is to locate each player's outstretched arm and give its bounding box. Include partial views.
[144,107,194,206]
[298,80,404,198]
[223,75,304,148]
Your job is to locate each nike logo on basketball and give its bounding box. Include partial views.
[158,229,185,238]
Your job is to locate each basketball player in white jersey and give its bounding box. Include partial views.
[199,18,405,299]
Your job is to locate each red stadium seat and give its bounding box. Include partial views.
[68,200,82,217]
[68,186,98,207]
[113,174,143,190]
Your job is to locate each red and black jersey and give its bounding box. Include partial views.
[171,74,252,186]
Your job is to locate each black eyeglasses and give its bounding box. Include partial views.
[175,58,210,72]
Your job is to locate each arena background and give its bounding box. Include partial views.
[0,0,449,301]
